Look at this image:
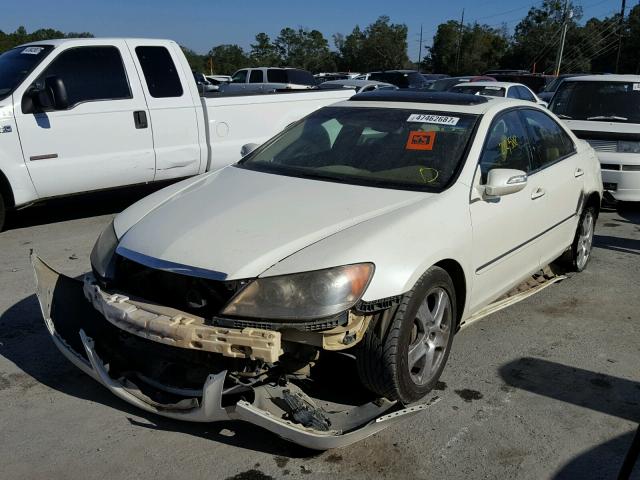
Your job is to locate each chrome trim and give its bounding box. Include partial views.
[116,246,228,281]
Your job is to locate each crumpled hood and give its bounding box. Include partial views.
[117,166,429,280]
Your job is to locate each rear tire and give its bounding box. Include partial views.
[560,206,596,272]
[0,192,5,232]
[356,266,456,404]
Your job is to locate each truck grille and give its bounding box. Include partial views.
[586,139,617,152]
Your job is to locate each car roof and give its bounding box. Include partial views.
[563,74,640,82]
[334,90,534,115]
[454,81,526,88]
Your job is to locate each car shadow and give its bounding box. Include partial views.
[499,358,640,479]
[593,234,640,256]
[612,202,640,226]
[0,294,317,458]
[3,181,175,231]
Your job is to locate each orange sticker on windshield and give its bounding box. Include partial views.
[406,131,436,150]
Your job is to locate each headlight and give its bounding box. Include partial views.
[617,140,640,153]
[90,220,119,279]
[221,263,374,320]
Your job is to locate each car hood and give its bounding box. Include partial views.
[116,166,429,280]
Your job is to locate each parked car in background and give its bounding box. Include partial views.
[488,73,548,95]
[318,79,397,93]
[193,72,217,92]
[220,67,317,93]
[0,39,353,230]
[367,70,429,89]
[427,76,496,92]
[314,72,357,83]
[450,82,548,107]
[205,74,232,85]
[421,73,449,86]
[538,73,589,102]
[34,90,602,449]
[550,74,640,202]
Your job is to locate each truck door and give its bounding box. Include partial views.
[127,41,201,181]
[13,42,155,198]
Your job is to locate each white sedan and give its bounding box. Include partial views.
[33,90,603,449]
[450,81,549,107]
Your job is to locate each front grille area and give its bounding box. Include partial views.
[601,163,621,170]
[113,255,244,319]
[587,139,618,152]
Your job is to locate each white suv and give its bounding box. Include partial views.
[551,74,640,202]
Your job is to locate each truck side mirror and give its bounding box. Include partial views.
[44,76,69,110]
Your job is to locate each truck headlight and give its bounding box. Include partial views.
[221,263,374,320]
[90,220,119,280]
[617,141,640,153]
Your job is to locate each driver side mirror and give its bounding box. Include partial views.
[23,76,69,114]
[484,168,528,197]
[240,143,259,157]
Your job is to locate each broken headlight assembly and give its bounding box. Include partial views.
[221,263,374,321]
[90,220,119,280]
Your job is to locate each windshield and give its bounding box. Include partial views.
[238,106,479,192]
[0,45,54,100]
[550,81,640,123]
[450,85,506,97]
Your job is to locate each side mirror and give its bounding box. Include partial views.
[485,168,528,197]
[240,143,259,157]
[45,76,69,110]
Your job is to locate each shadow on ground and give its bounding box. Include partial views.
[4,182,173,231]
[0,294,317,458]
[499,357,640,479]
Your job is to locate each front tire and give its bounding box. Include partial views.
[357,267,456,404]
[562,206,596,272]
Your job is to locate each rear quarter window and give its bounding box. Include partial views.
[135,46,183,98]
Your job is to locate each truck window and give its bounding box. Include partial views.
[35,46,131,107]
[249,70,264,83]
[0,45,54,101]
[231,70,248,83]
[267,69,288,83]
[135,46,184,98]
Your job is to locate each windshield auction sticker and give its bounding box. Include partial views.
[21,47,44,55]
[406,131,436,150]
[407,114,459,126]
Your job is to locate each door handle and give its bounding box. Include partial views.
[531,187,546,200]
[133,111,148,129]
[574,168,584,178]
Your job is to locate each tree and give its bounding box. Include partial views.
[0,26,94,54]
[250,33,280,66]
[274,27,334,72]
[207,44,249,75]
[181,46,207,73]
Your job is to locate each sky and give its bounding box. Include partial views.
[1,0,626,61]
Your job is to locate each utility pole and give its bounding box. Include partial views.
[455,8,465,74]
[615,0,627,73]
[555,0,570,76]
[418,24,423,71]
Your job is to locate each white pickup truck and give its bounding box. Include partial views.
[0,38,353,230]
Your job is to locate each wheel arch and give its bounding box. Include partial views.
[584,190,601,218]
[433,258,467,329]
[0,169,15,208]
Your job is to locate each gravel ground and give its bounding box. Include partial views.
[0,190,638,480]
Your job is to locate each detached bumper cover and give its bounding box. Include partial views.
[32,254,432,449]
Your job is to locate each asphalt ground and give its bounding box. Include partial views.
[0,188,638,480]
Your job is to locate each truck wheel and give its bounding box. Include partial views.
[0,192,5,232]
[560,206,596,272]
[357,266,456,404]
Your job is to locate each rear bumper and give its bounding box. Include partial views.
[32,254,431,449]
[598,153,640,201]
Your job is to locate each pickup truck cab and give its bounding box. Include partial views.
[0,39,352,230]
[550,74,640,202]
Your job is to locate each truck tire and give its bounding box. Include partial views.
[356,266,456,404]
[0,192,5,232]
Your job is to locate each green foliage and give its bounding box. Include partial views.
[250,33,280,66]
[0,26,93,53]
[206,44,249,75]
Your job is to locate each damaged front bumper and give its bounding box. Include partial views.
[32,254,433,450]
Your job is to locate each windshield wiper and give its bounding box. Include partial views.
[586,115,628,121]
[555,114,573,119]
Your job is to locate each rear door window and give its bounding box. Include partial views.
[507,87,519,99]
[519,109,575,170]
[267,69,288,83]
[36,46,131,107]
[135,46,183,98]
[249,70,264,83]
[516,86,536,102]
